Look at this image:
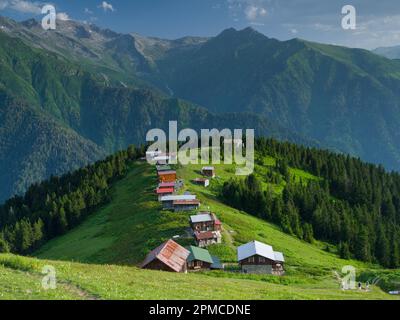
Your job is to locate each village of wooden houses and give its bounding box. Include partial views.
[140,151,285,275]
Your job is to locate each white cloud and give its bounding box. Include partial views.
[0,0,43,14]
[0,1,8,10]
[228,0,268,22]
[98,1,114,12]
[56,12,69,21]
[244,5,257,20]
[259,7,267,16]
[244,5,267,21]
[84,8,94,15]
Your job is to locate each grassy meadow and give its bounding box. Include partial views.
[1,157,398,300]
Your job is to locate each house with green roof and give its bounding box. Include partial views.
[186,246,223,271]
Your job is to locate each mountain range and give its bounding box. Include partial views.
[2,15,400,201]
[374,45,400,59]
[0,17,307,202]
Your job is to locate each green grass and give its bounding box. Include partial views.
[0,254,398,300]
[36,163,192,264]
[12,159,398,300]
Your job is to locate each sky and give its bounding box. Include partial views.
[0,0,400,49]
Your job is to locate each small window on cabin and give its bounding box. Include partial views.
[248,256,255,263]
[259,257,265,263]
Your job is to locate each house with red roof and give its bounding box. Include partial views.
[155,187,175,200]
[140,239,190,273]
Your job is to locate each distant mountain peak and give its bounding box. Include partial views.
[216,26,269,42]
[21,18,40,28]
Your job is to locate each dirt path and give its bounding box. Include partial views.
[222,226,236,250]
[59,280,100,300]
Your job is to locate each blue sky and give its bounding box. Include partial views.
[1,0,400,49]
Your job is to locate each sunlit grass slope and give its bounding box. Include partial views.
[27,159,399,300]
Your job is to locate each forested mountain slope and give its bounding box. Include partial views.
[151,28,400,171]
[3,16,400,200]
[0,28,308,202]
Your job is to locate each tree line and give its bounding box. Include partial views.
[0,145,145,254]
[221,138,400,268]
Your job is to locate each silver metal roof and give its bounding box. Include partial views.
[237,240,284,262]
[160,195,196,202]
[274,251,285,262]
[190,213,213,223]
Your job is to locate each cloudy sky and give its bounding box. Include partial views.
[1,0,400,49]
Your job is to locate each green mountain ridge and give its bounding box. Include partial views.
[0,27,309,202]
[374,45,400,60]
[0,91,105,201]
[147,28,400,170]
[4,16,400,171]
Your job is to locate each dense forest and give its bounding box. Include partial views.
[0,145,144,254]
[221,138,400,268]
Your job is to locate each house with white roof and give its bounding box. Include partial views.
[237,240,285,275]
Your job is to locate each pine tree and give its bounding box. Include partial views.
[32,219,44,248]
[0,235,9,253]
[354,228,372,262]
[338,242,351,259]
[375,225,390,267]
[303,223,314,243]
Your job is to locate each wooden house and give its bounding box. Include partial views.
[156,187,175,200]
[158,170,177,183]
[173,199,200,212]
[202,166,216,178]
[186,246,223,271]
[237,240,285,275]
[160,195,197,210]
[194,230,222,248]
[192,178,210,187]
[158,182,176,189]
[190,213,222,232]
[140,239,190,273]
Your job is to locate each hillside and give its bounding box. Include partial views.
[1,253,398,300]
[26,158,397,300]
[0,91,105,201]
[0,136,398,299]
[374,45,400,60]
